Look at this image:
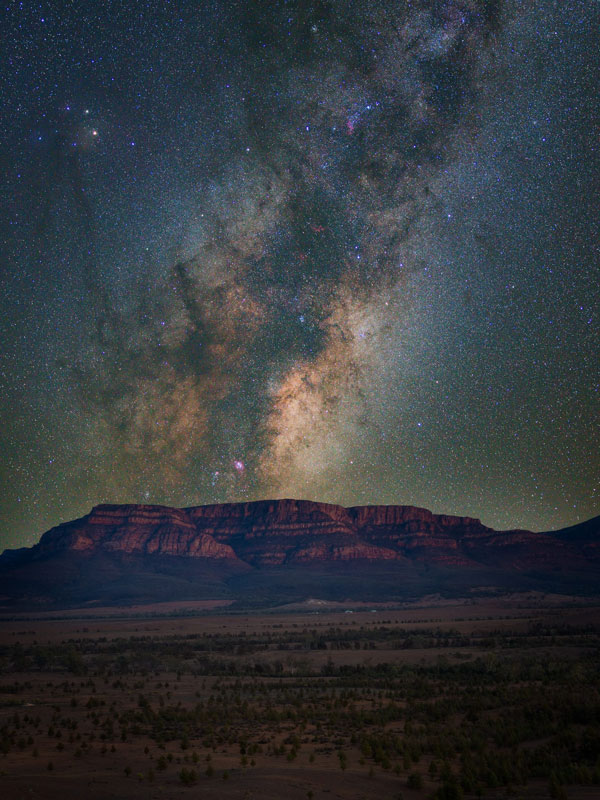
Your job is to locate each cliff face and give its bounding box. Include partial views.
[36,505,237,561]
[3,501,599,609]
[186,499,395,565]
[347,505,492,566]
[27,499,600,572]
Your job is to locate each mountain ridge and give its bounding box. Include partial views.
[1,500,599,608]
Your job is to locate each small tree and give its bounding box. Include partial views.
[407,772,423,790]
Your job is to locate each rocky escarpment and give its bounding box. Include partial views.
[187,500,399,565]
[348,504,490,566]
[24,499,600,571]
[2,501,599,608]
[35,504,237,561]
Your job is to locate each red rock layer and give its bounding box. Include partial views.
[186,499,378,565]
[37,505,236,560]
[32,499,599,571]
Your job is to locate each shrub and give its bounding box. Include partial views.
[407,772,423,790]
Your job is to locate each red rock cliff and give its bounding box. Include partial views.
[30,499,598,571]
[36,504,237,560]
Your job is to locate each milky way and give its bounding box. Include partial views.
[1,1,598,547]
[76,1,501,497]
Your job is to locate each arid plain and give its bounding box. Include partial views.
[1,595,600,800]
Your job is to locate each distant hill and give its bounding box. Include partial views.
[1,500,599,609]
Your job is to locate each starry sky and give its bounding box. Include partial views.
[1,0,598,551]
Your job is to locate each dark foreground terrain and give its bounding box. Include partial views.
[1,597,600,799]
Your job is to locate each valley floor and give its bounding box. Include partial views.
[1,597,599,799]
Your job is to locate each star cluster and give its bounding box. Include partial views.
[0,1,598,549]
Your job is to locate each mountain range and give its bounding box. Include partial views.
[1,500,598,609]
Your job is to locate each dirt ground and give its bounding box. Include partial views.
[1,596,599,799]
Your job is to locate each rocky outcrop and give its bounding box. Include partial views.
[36,504,237,561]
[3,502,599,609]
[346,505,489,566]
[187,499,370,566]
[16,500,600,572]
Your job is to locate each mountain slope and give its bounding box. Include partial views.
[1,501,598,609]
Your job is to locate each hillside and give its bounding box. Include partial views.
[1,500,598,609]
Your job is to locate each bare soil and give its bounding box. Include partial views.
[1,596,599,799]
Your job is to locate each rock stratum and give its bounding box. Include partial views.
[1,500,599,608]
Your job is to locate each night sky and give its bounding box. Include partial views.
[1,1,598,551]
